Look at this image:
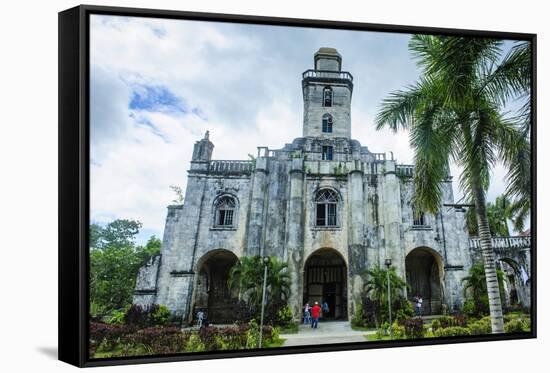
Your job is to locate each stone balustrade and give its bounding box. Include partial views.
[209,160,254,174]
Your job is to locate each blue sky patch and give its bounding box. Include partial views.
[129,85,187,113]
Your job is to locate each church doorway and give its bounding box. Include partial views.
[193,250,239,324]
[405,247,444,315]
[303,248,347,320]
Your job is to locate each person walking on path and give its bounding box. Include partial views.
[311,302,321,328]
[322,301,329,319]
[196,309,205,328]
[414,295,423,316]
[303,303,311,325]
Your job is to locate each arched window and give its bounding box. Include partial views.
[214,196,236,227]
[412,205,429,227]
[315,189,339,227]
[322,113,333,133]
[323,87,333,107]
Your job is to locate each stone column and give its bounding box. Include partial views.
[154,171,208,320]
[348,159,366,316]
[286,158,305,321]
[246,156,268,256]
[381,160,405,278]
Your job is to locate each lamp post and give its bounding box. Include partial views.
[384,258,392,340]
[259,256,269,348]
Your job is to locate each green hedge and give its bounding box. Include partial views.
[434,326,472,337]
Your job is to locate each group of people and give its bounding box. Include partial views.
[303,301,329,328]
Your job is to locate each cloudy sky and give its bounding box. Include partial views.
[90,15,519,243]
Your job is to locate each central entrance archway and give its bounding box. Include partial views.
[303,248,347,320]
[405,247,444,315]
[193,249,239,324]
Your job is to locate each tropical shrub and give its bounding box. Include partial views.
[228,256,290,323]
[362,265,409,325]
[351,302,365,327]
[395,299,416,321]
[462,262,506,317]
[151,304,171,326]
[434,326,472,338]
[108,308,127,325]
[504,318,529,333]
[468,316,492,335]
[276,305,293,327]
[431,314,468,332]
[124,304,172,327]
[401,317,425,339]
[391,322,406,340]
[185,333,205,352]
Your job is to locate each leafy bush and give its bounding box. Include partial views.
[351,302,365,327]
[504,318,529,333]
[434,326,472,337]
[276,305,293,327]
[401,317,425,339]
[468,316,492,335]
[151,304,171,326]
[124,304,172,327]
[390,322,406,340]
[90,320,280,357]
[431,314,468,332]
[451,313,468,327]
[108,309,127,325]
[395,300,416,322]
[185,334,205,352]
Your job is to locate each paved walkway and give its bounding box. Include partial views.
[280,321,375,347]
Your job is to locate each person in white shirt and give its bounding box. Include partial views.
[415,295,423,316]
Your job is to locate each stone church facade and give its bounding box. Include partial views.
[134,48,475,323]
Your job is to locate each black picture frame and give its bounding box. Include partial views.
[59,4,537,368]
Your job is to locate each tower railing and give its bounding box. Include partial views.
[302,69,353,81]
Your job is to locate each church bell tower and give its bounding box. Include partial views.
[302,48,353,139]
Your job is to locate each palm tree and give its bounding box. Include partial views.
[363,265,408,325]
[467,195,512,237]
[462,262,506,317]
[228,255,290,320]
[376,36,531,333]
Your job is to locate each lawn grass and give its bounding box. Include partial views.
[351,325,376,332]
[279,323,299,334]
[265,338,286,348]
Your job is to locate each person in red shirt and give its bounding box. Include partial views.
[311,302,322,328]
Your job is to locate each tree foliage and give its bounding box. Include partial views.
[89,219,161,319]
[362,265,410,325]
[462,262,506,317]
[228,256,290,324]
[376,35,531,333]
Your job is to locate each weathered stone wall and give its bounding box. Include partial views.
[303,84,351,139]
[133,47,478,321]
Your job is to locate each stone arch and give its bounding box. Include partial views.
[405,247,445,315]
[192,249,239,323]
[496,257,526,307]
[303,248,348,320]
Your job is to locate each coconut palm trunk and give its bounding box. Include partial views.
[472,185,505,333]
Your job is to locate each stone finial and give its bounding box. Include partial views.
[204,130,210,140]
